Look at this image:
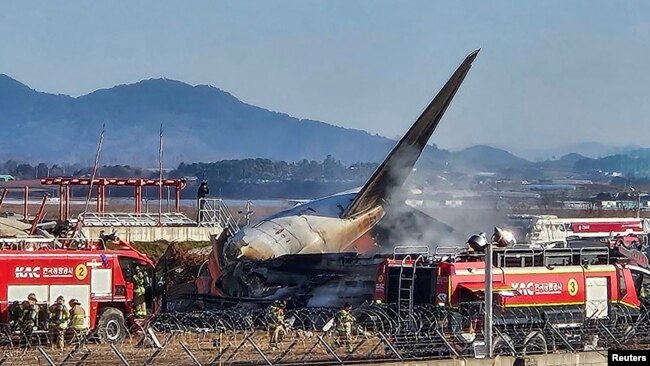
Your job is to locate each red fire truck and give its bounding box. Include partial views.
[373,241,650,352]
[506,215,649,246]
[0,236,155,342]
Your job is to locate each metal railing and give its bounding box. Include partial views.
[79,212,197,227]
[198,198,239,236]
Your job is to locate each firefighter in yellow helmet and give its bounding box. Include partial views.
[68,299,87,332]
[22,293,39,339]
[267,300,286,350]
[133,266,150,318]
[334,303,355,352]
[48,296,69,350]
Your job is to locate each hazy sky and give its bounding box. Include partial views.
[1,0,649,153]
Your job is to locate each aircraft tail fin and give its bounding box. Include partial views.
[342,50,479,218]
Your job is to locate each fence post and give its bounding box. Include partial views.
[317,335,342,364]
[208,345,231,366]
[60,342,84,365]
[363,337,384,360]
[274,340,297,365]
[435,329,460,357]
[74,350,92,366]
[37,346,56,366]
[223,336,248,364]
[246,336,272,366]
[144,348,165,366]
[110,344,131,366]
[180,341,203,366]
[378,332,402,360]
[297,337,322,363]
[343,338,366,361]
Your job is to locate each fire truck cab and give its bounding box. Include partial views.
[0,237,155,342]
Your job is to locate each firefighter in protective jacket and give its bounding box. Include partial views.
[22,293,39,337]
[68,299,87,332]
[267,300,286,349]
[133,266,149,318]
[48,296,69,350]
[9,301,23,330]
[334,303,355,352]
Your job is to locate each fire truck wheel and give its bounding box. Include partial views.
[521,331,547,355]
[97,307,127,343]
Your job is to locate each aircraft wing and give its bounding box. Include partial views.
[341,50,479,219]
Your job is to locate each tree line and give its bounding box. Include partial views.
[0,156,378,184]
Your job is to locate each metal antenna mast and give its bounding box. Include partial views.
[82,124,105,221]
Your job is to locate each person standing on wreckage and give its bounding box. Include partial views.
[197,180,209,223]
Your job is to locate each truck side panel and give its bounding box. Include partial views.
[0,253,129,329]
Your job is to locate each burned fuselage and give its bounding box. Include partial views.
[206,50,480,306]
[223,192,384,264]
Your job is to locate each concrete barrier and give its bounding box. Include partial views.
[83,226,222,242]
[356,352,607,366]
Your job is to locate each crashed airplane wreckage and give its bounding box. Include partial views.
[193,50,480,307]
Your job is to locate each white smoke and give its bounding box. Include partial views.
[372,145,467,252]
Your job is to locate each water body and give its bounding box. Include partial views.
[104,197,290,208]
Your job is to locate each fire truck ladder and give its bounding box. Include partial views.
[394,246,429,325]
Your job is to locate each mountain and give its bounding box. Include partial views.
[451,145,530,171]
[574,148,650,177]
[509,142,641,161]
[0,74,528,170]
[0,75,404,165]
[536,153,587,170]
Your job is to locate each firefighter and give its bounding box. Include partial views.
[27,293,37,306]
[197,180,210,223]
[334,303,355,352]
[133,266,150,318]
[68,299,86,329]
[267,300,286,350]
[25,293,39,330]
[9,300,23,330]
[48,296,69,350]
[68,299,88,342]
[21,297,38,342]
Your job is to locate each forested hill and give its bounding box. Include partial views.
[0,73,527,171]
[0,74,400,165]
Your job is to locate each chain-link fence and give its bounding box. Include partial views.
[1,301,649,365]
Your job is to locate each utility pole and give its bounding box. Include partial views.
[484,241,494,358]
[630,187,640,218]
[245,200,253,226]
[158,124,164,226]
